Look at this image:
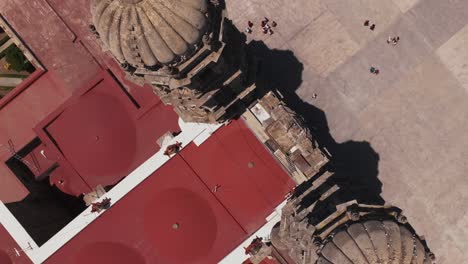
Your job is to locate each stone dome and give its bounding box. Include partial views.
[91,0,209,67]
[316,220,433,264]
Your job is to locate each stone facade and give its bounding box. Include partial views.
[245,171,436,264]
[243,91,330,183]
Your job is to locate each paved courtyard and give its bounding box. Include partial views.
[227,0,468,263]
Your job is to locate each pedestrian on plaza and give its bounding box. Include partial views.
[245,20,254,34]
[268,28,274,35]
[364,20,370,26]
[312,93,318,99]
[272,21,277,27]
[370,24,376,30]
[370,66,380,74]
[387,36,400,45]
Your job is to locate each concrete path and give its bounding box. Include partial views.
[0,76,22,87]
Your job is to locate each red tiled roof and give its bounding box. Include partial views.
[43,120,294,264]
[0,1,296,263]
[0,0,182,199]
[32,72,179,196]
[44,78,139,189]
[180,120,295,233]
[45,154,247,264]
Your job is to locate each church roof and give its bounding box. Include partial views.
[91,0,209,67]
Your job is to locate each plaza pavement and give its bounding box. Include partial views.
[226,0,468,263]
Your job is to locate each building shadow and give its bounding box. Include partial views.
[245,40,384,206]
[4,142,86,246]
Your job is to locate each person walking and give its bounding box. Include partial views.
[370,67,380,75]
[245,20,254,34]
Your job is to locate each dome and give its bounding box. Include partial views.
[91,0,209,67]
[316,220,432,264]
[143,188,218,263]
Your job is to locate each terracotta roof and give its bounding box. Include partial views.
[91,0,209,67]
[44,120,295,264]
[35,72,180,196]
[0,225,32,264]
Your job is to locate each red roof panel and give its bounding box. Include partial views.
[0,224,33,264]
[74,241,146,264]
[46,91,138,187]
[35,72,180,195]
[182,140,272,233]
[180,120,295,233]
[44,121,294,264]
[0,2,296,264]
[45,155,247,264]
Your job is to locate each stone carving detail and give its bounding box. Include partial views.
[91,0,209,68]
[245,92,330,183]
[245,172,436,264]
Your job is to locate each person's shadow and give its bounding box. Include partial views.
[244,39,384,208]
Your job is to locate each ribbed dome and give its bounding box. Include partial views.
[317,220,433,264]
[91,0,209,67]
